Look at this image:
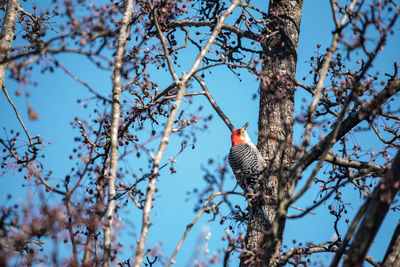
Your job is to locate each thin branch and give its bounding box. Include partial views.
[154,8,179,83]
[186,0,243,80]
[288,205,316,215]
[2,85,33,144]
[193,73,235,132]
[166,191,241,267]
[0,0,36,150]
[289,86,354,206]
[329,198,370,267]
[325,151,385,174]
[167,19,261,41]
[329,0,340,28]
[46,55,110,103]
[167,194,213,267]
[239,2,268,17]
[65,194,79,267]
[295,79,315,95]
[368,120,398,144]
[26,162,65,195]
[223,228,236,267]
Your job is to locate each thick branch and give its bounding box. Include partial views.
[103,1,134,266]
[133,2,241,266]
[280,243,379,267]
[302,78,400,172]
[332,149,400,266]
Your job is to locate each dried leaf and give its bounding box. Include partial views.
[28,104,39,121]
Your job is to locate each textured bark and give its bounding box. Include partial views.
[241,1,303,266]
[382,220,400,267]
[0,0,20,87]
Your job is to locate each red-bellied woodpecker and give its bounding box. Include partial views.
[228,122,266,193]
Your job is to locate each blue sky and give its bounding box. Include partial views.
[1,0,400,266]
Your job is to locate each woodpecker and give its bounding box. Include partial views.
[228,123,266,193]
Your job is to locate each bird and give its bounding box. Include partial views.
[228,122,266,194]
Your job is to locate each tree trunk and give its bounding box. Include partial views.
[241,1,303,266]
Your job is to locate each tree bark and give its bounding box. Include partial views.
[241,1,303,266]
[382,220,400,267]
[0,0,20,87]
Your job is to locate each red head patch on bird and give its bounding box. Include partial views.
[231,122,249,146]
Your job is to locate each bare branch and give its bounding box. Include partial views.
[103,1,135,266]
[166,193,215,267]
[154,8,179,83]
[280,243,379,267]
[2,85,33,145]
[293,0,359,178]
[332,149,400,266]
[45,55,110,103]
[167,19,261,41]
[134,3,242,266]
[329,0,340,28]
[193,73,235,132]
[302,78,400,172]
[325,151,385,174]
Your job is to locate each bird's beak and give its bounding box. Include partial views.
[242,122,249,130]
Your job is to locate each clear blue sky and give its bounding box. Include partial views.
[1,0,399,266]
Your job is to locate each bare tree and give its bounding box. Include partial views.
[1,0,399,266]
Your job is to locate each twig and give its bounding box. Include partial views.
[2,85,33,145]
[167,19,261,41]
[198,232,211,266]
[153,9,179,83]
[329,0,340,28]
[166,193,215,267]
[46,55,110,103]
[223,228,236,267]
[77,120,96,147]
[288,205,316,215]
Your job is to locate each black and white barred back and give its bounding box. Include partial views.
[228,142,265,192]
